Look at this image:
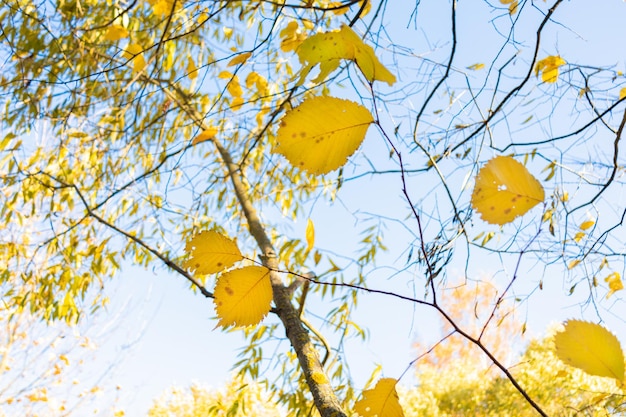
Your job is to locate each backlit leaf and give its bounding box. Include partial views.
[123,44,146,73]
[187,57,198,80]
[471,156,545,225]
[214,266,273,328]
[467,63,485,71]
[274,96,374,174]
[192,127,218,145]
[554,320,625,382]
[354,378,405,417]
[604,272,623,298]
[306,218,315,252]
[296,24,396,86]
[104,25,129,41]
[280,21,306,52]
[184,230,243,275]
[535,55,566,83]
[227,51,252,67]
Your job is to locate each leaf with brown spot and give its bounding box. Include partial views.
[214,266,273,328]
[274,96,374,175]
[471,156,544,225]
[183,230,243,274]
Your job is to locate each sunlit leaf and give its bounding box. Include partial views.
[214,266,273,328]
[354,378,405,417]
[227,51,252,67]
[471,156,545,225]
[535,55,566,83]
[123,44,146,73]
[568,259,581,269]
[184,230,243,275]
[604,272,623,298]
[579,220,595,230]
[296,24,396,86]
[187,57,198,80]
[306,218,315,252]
[554,320,625,382]
[192,127,218,145]
[104,25,129,41]
[280,21,306,52]
[467,63,485,71]
[274,96,374,174]
[620,87,626,100]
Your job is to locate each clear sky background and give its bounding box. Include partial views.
[12,1,626,416]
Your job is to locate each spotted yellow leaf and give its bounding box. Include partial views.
[305,218,315,252]
[471,156,545,225]
[184,230,243,275]
[354,378,405,417]
[214,266,273,328]
[605,272,623,298]
[535,55,566,83]
[275,96,374,174]
[555,320,625,382]
[297,24,396,86]
[104,25,129,41]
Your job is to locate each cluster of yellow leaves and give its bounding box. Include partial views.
[280,21,310,53]
[499,0,518,15]
[184,231,272,328]
[104,24,129,41]
[296,24,396,86]
[535,55,566,83]
[274,96,374,174]
[354,378,404,417]
[147,0,177,16]
[554,320,625,384]
[471,156,545,225]
[604,272,624,298]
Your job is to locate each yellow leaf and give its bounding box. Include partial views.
[214,266,273,328]
[620,87,626,100]
[151,0,175,16]
[123,44,146,73]
[554,320,625,382]
[354,378,405,417]
[59,354,70,366]
[274,96,374,174]
[573,231,585,242]
[187,57,198,80]
[470,156,545,225]
[280,21,306,53]
[192,127,217,145]
[568,259,581,269]
[305,218,315,252]
[534,55,566,83]
[579,219,595,230]
[297,24,396,86]
[467,63,485,71]
[104,25,128,41]
[183,230,243,275]
[227,51,252,67]
[605,272,623,298]
[507,0,519,15]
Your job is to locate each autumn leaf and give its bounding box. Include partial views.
[214,266,273,328]
[104,25,129,41]
[554,320,625,382]
[274,96,374,174]
[192,127,218,145]
[500,0,518,15]
[123,44,146,73]
[579,219,595,230]
[184,230,243,275]
[354,378,405,417]
[535,55,566,83]
[305,218,315,252]
[604,272,623,298]
[227,51,252,67]
[467,63,485,71]
[296,24,396,86]
[280,21,307,52]
[471,156,545,225]
[620,87,626,100]
[187,57,198,80]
